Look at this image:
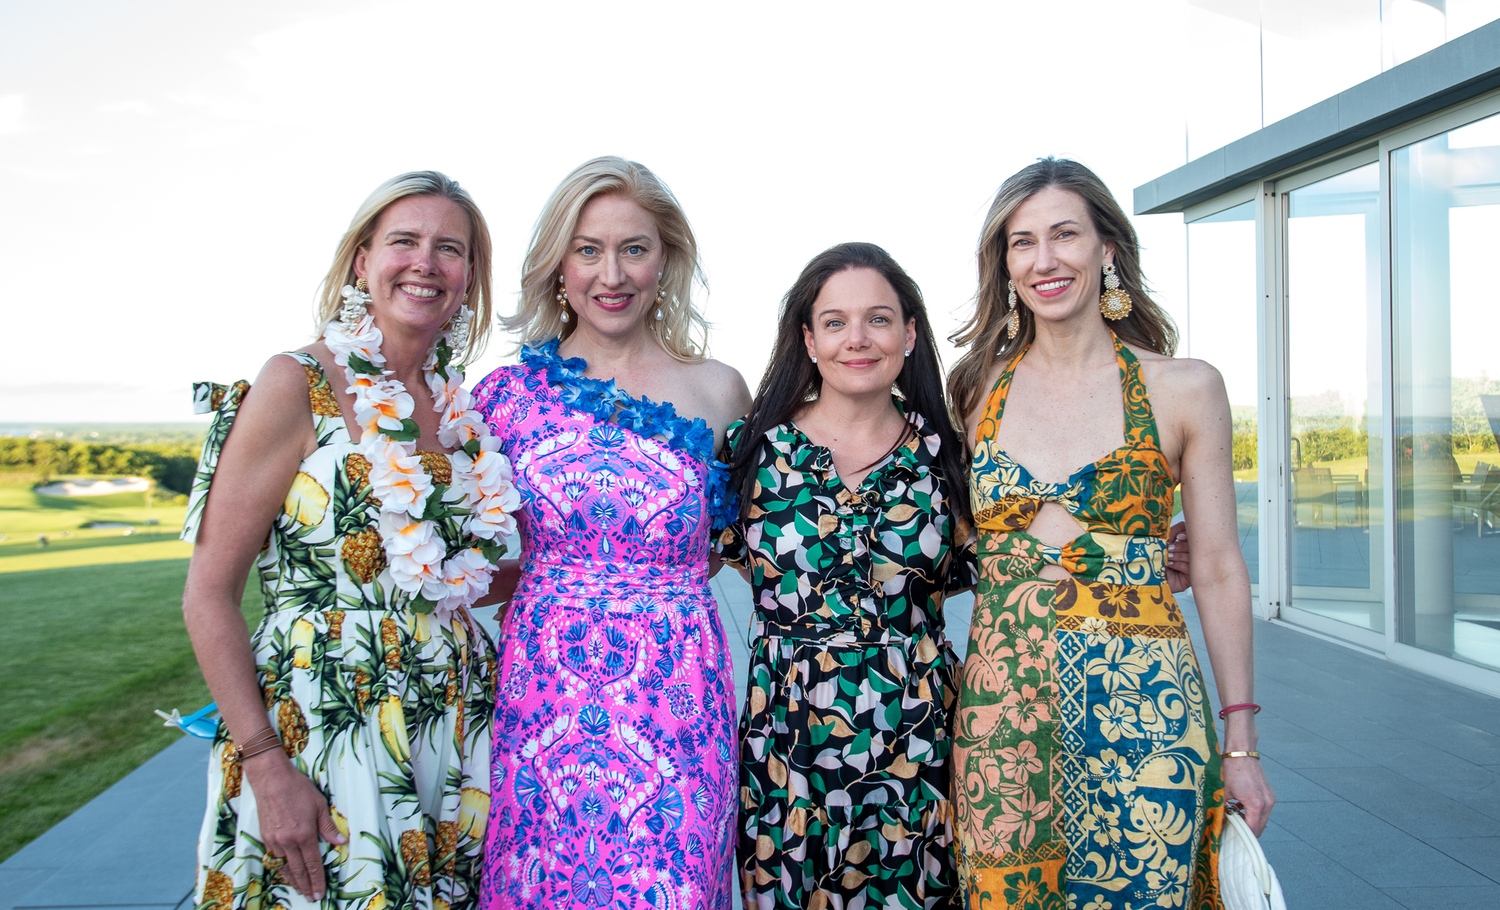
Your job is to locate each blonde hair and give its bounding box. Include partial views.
[949,157,1178,420]
[505,156,709,362]
[315,171,494,364]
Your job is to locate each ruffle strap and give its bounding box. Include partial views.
[181,379,250,543]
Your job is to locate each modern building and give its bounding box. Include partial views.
[1136,3,1500,695]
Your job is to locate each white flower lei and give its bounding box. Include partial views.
[323,289,519,620]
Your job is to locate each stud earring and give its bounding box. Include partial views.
[1100,262,1132,321]
[1006,280,1020,340]
[904,349,912,357]
[811,355,818,364]
[556,273,570,324]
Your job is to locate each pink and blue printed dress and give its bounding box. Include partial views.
[470,339,739,910]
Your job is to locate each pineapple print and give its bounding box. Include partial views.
[289,618,316,670]
[324,609,345,640]
[418,450,453,485]
[305,365,342,417]
[410,611,431,644]
[276,696,310,757]
[354,669,372,714]
[341,527,387,583]
[457,787,489,841]
[262,850,287,883]
[380,617,401,671]
[345,454,380,507]
[363,889,388,910]
[329,806,349,866]
[220,745,242,799]
[283,472,330,526]
[378,696,411,763]
[435,820,459,877]
[399,829,432,887]
[453,700,466,752]
[201,868,233,910]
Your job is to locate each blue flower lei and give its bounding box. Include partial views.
[521,338,739,528]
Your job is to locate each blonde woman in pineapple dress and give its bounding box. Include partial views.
[183,172,517,910]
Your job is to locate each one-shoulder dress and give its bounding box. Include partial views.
[953,337,1225,910]
[184,352,496,910]
[470,340,739,910]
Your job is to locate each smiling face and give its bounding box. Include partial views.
[802,267,916,400]
[1005,185,1115,325]
[354,194,472,338]
[559,193,665,340]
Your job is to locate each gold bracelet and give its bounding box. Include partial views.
[1221,750,1261,760]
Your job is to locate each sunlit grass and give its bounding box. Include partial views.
[0,480,258,862]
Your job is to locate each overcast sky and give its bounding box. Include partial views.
[1,0,1211,423]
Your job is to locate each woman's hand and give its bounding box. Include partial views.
[1223,755,1276,836]
[1165,520,1191,592]
[242,752,347,901]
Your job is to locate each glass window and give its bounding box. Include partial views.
[1285,162,1385,633]
[1187,201,1259,584]
[1393,111,1500,672]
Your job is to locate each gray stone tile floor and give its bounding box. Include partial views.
[5,574,1497,909]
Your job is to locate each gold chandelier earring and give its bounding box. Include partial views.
[1100,262,1133,321]
[654,272,666,321]
[556,273,570,324]
[1006,279,1020,340]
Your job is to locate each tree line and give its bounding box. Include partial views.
[0,438,200,495]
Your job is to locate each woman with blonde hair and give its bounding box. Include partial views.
[182,171,517,909]
[948,158,1273,909]
[470,156,751,909]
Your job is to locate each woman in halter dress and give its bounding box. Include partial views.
[946,158,1275,910]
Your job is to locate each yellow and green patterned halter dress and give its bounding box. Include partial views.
[953,335,1226,910]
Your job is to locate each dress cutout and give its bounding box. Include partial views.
[720,411,974,909]
[470,340,738,910]
[184,352,495,910]
[953,337,1225,910]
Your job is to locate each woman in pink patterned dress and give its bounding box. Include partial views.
[470,157,752,910]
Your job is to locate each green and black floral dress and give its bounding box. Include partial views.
[719,410,977,910]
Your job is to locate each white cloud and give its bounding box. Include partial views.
[0,94,27,135]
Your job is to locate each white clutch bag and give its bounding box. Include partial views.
[1218,811,1288,910]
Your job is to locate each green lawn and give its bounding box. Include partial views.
[0,481,259,862]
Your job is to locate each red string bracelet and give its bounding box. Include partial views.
[1218,703,1261,720]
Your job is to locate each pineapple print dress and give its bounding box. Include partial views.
[469,340,740,910]
[719,411,974,910]
[183,352,496,910]
[952,337,1225,910]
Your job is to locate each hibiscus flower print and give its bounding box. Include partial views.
[1094,583,1141,618]
[1017,624,1056,674]
[1093,695,1142,743]
[1000,683,1053,734]
[1085,748,1135,796]
[1085,638,1152,693]
[997,741,1043,786]
[996,788,1052,850]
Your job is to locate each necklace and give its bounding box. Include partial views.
[322,285,518,618]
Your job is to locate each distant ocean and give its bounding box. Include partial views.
[0,423,209,445]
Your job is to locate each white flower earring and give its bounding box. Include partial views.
[446,294,472,354]
[340,277,371,330]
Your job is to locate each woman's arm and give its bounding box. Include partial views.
[181,355,345,900]
[1173,361,1276,835]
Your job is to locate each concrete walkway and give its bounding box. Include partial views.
[5,574,1498,909]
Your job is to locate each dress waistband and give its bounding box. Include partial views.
[517,559,711,605]
[750,619,947,655]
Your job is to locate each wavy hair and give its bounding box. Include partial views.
[315,171,494,364]
[948,157,1177,421]
[729,242,972,531]
[505,157,709,362]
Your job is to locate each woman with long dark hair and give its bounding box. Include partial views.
[722,242,972,909]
